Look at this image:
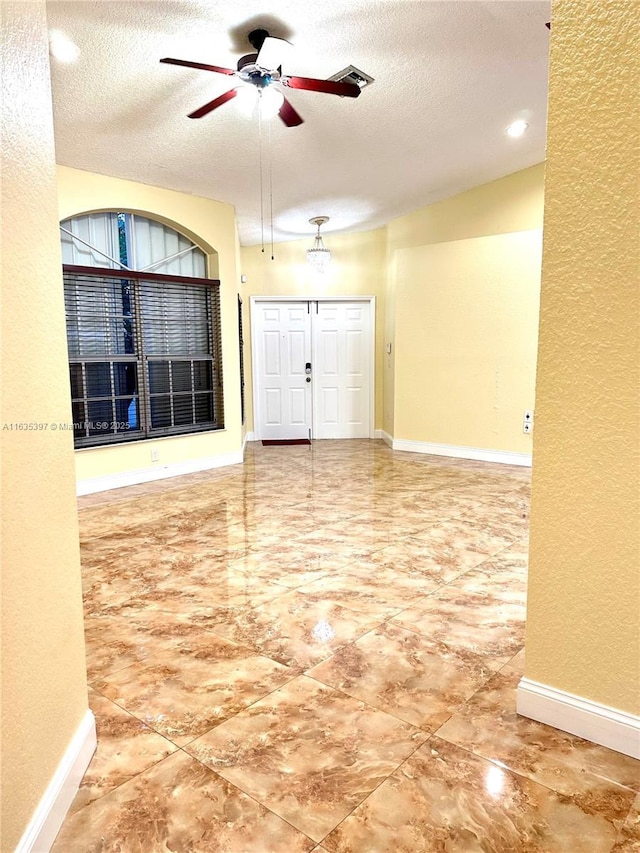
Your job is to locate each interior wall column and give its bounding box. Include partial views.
[1,3,93,848]
[518,0,639,756]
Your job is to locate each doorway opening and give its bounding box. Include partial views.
[250,297,375,441]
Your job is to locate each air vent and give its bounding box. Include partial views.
[328,65,374,90]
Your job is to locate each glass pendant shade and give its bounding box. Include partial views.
[259,87,284,119]
[235,85,259,116]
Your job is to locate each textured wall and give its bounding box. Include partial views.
[57,166,242,483]
[525,1,640,712]
[0,4,89,849]
[240,229,387,433]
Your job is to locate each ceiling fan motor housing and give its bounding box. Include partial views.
[237,53,278,87]
[237,53,259,71]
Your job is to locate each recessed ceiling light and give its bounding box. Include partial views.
[506,119,529,138]
[49,30,80,63]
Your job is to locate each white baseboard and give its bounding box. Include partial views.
[517,677,640,759]
[77,450,243,495]
[15,709,97,853]
[390,438,532,467]
[242,433,525,469]
[380,430,393,447]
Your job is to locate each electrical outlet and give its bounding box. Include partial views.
[523,409,534,434]
[523,421,532,434]
[151,448,160,462]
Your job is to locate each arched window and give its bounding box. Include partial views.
[60,212,224,448]
[60,212,208,276]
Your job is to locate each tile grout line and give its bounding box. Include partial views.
[316,732,437,849]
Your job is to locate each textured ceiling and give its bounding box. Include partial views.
[47,0,550,246]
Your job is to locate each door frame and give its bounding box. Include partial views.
[249,295,376,441]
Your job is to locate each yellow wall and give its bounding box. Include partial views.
[394,231,542,452]
[57,164,544,465]
[525,0,640,713]
[387,163,545,254]
[385,165,545,449]
[240,229,387,432]
[56,166,243,485]
[0,5,90,848]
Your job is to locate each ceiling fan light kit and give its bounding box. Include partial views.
[307,216,331,272]
[258,87,285,119]
[234,85,284,119]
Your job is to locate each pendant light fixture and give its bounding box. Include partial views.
[307,216,331,272]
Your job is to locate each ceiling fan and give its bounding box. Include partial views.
[160,28,361,127]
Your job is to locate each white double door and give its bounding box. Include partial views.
[252,299,373,441]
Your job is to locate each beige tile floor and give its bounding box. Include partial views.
[53,440,639,852]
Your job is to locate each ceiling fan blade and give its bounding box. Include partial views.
[160,57,236,76]
[256,36,293,71]
[282,75,361,98]
[278,96,304,127]
[188,87,239,119]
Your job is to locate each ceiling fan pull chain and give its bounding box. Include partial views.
[259,109,265,254]
[269,117,275,261]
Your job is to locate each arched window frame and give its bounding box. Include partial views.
[60,212,224,448]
